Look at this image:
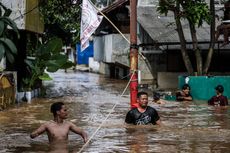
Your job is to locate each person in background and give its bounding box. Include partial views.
[125,91,161,125]
[30,102,88,144]
[208,85,228,106]
[176,84,193,102]
[152,92,166,104]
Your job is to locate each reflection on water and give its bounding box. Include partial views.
[0,70,230,153]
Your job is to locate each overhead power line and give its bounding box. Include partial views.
[12,4,39,21]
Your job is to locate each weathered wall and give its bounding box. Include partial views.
[94,34,130,66]
[94,34,155,82]
[157,72,187,90]
[2,0,44,33]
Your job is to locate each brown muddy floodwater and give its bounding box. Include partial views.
[0,70,230,153]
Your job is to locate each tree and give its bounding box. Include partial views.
[39,0,81,45]
[157,0,212,75]
[39,0,116,45]
[0,3,19,65]
[203,0,216,74]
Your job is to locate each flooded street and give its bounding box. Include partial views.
[0,70,230,153]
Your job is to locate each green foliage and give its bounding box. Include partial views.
[22,37,74,90]
[157,0,212,74]
[157,0,211,27]
[39,0,81,44]
[0,3,19,64]
[182,0,211,27]
[157,0,175,15]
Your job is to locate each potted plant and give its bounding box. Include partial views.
[19,37,74,102]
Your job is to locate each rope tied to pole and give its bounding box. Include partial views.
[130,43,139,50]
[77,70,137,153]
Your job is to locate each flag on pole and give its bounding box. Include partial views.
[80,0,103,52]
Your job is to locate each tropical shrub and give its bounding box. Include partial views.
[0,3,19,65]
[22,37,74,90]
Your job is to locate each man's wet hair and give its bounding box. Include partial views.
[215,85,224,93]
[50,102,64,116]
[153,92,160,100]
[182,84,190,90]
[137,91,148,98]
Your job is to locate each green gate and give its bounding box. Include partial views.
[178,76,230,100]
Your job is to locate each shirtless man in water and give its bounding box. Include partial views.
[30,102,88,144]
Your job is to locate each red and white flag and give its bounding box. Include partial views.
[80,0,103,51]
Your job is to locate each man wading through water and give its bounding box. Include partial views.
[125,91,162,125]
[30,102,88,145]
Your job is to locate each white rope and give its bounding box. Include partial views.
[77,70,137,153]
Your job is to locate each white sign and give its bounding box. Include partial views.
[80,0,103,51]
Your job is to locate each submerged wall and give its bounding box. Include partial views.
[179,76,230,100]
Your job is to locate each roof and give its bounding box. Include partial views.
[137,3,211,44]
[101,0,129,14]
[99,0,228,49]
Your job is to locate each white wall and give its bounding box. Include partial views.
[2,0,26,29]
[94,34,155,82]
[89,57,100,73]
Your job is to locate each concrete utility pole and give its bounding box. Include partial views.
[129,0,138,108]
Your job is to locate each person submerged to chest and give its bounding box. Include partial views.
[208,85,228,106]
[127,106,160,125]
[125,91,161,125]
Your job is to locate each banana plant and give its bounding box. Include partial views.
[22,37,74,90]
[0,3,19,64]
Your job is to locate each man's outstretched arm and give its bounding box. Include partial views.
[69,122,88,143]
[30,124,46,139]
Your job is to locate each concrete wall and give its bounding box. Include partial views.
[94,34,156,82]
[2,0,44,33]
[88,57,100,73]
[98,62,110,77]
[94,37,104,62]
[2,0,26,29]
[138,57,154,83]
[178,76,230,100]
[157,72,188,90]
[94,34,130,66]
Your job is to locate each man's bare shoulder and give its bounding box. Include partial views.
[42,120,77,129]
[64,120,76,126]
[41,120,57,127]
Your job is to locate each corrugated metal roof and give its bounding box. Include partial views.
[137,4,211,44]
[100,0,227,48]
[101,0,129,14]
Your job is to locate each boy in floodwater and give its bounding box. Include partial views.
[208,85,228,106]
[176,84,193,102]
[30,102,88,144]
[152,92,166,104]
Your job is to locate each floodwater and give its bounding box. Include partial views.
[0,70,230,153]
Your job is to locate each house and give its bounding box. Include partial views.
[93,0,153,83]
[92,0,230,90]
[92,0,130,79]
[0,0,44,104]
[137,0,230,89]
[2,0,44,92]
